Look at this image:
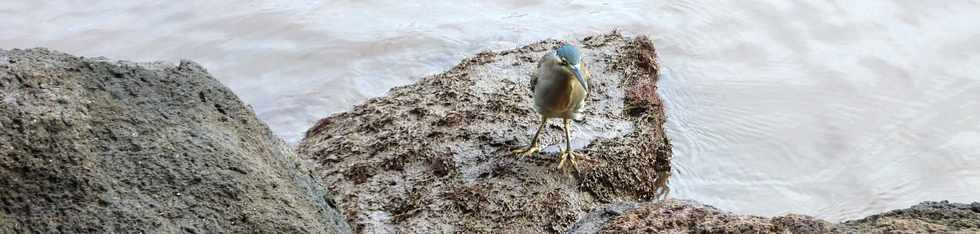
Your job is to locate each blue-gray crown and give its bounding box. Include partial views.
[556,44,582,65]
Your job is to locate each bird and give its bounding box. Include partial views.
[512,44,591,170]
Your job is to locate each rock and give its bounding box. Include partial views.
[298,32,672,232]
[836,201,980,233]
[595,199,833,233]
[0,48,350,233]
[591,199,980,234]
[567,202,641,234]
[296,31,980,233]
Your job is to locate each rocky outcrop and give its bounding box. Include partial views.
[298,32,672,232]
[0,49,350,233]
[588,199,833,233]
[297,31,980,233]
[836,201,980,233]
[4,34,976,234]
[583,199,980,234]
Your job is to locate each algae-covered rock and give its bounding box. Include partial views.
[836,201,980,233]
[588,199,980,234]
[0,48,350,233]
[594,199,832,234]
[298,32,672,232]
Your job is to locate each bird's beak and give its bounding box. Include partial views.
[569,64,588,92]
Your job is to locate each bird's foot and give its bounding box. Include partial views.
[510,143,541,157]
[557,150,590,171]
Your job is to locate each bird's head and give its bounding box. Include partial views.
[555,44,588,92]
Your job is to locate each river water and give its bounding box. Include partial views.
[3,0,978,221]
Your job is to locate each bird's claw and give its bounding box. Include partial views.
[557,150,589,171]
[510,144,541,157]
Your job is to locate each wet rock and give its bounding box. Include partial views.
[595,199,833,233]
[836,201,980,233]
[567,202,641,234]
[0,48,350,233]
[299,32,672,232]
[590,199,980,234]
[297,31,980,233]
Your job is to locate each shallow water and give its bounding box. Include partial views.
[3,0,978,221]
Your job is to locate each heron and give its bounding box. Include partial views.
[512,44,591,170]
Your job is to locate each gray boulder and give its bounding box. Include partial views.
[0,48,350,233]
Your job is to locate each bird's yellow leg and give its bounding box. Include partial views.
[557,118,588,170]
[511,116,546,157]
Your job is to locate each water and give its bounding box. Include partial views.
[3,0,978,221]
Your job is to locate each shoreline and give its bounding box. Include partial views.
[2,33,978,233]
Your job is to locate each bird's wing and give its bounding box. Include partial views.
[530,69,538,93]
[531,53,551,93]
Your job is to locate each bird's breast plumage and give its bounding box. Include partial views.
[531,53,589,119]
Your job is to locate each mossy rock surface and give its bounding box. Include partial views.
[299,32,672,233]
